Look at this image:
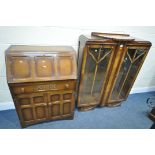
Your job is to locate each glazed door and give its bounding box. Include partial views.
[78,45,115,106]
[48,90,74,120]
[109,46,149,103]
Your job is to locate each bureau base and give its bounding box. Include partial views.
[20,113,74,128]
[9,80,76,128]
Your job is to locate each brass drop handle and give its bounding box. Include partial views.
[65,84,69,89]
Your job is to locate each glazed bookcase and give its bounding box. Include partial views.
[77,32,152,111]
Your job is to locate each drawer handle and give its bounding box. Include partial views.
[65,84,69,89]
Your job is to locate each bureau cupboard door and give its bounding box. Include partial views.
[15,93,48,126]
[62,91,74,116]
[48,91,74,119]
[109,46,149,103]
[78,45,115,106]
[8,56,32,82]
[32,93,48,122]
[48,92,61,119]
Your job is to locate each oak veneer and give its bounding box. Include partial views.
[5,45,77,127]
[77,32,152,111]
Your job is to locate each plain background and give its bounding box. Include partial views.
[0,0,155,155]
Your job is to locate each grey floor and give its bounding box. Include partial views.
[0,92,154,129]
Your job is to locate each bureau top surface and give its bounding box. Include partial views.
[6,45,75,54]
[5,45,77,83]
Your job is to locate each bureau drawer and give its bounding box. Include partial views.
[11,80,76,95]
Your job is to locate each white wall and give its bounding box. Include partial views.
[0,26,155,110]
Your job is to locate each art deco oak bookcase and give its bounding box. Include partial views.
[77,32,152,111]
[5,45,77,127]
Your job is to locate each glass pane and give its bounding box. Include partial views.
[110,47,145,101]
[128,49,136,60]
[135,49,144,59]
[79,47,112,105]
[110,54,131,100]
[89,48,99,60]
[93,51,111,95]
[120,55,144,99]
[82,53,96,93]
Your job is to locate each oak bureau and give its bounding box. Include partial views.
[5,45,77,127]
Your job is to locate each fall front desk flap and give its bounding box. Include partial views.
[5,45,77,83]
